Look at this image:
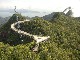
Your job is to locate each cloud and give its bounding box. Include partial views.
[0,0,80,16]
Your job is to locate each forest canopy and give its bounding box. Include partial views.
[0,12,80,60]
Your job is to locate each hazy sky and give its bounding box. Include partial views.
[0,0,80,17]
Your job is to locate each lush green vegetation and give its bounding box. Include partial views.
[0,13,80,60]
[0,14,28,45]
[20,17,52,36]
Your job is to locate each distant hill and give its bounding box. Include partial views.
[42,12,67,20]
[0,17,10,27]
[43,8,72,20]
[42,12,55,20]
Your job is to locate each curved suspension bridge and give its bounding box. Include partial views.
[11,19,50,51]
[10,6,73,51]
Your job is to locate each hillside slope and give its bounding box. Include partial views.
[0,13,80,60]
[42,12,55,20]
[0,17,10,27]
[0,14,29,45]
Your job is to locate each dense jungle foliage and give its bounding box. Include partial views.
[0,12,80,60]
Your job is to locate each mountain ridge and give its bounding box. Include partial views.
[0,12,80,60]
